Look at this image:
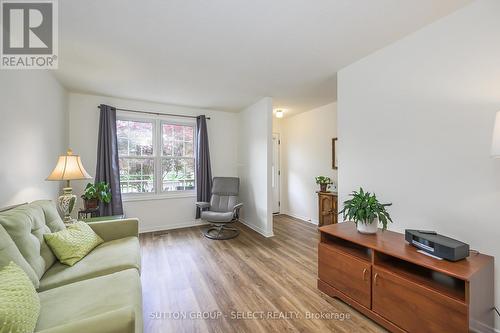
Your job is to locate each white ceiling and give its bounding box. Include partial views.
[56,0,471,114]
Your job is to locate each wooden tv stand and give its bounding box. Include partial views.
[318,222,494,333]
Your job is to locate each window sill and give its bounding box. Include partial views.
[122,192,196,202]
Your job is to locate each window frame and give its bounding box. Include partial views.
[117,111,197,201]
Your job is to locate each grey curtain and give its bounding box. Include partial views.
[95,104,123,216]
[196,115,212,218]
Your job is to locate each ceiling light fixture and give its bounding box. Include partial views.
[275,109,284,118]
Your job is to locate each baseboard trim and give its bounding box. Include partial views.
[239,218,274,238]
[281,211,318,225]
[139,220,209,234]
[141,218,276,238]
[470,318,499,333]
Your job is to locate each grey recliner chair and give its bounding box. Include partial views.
[196,177,243,240]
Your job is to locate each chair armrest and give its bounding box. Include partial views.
[36,307,135,333]
[87,218,139,242]
[196,202,210,209]
[233,203,243,217]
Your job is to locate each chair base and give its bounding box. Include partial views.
[203,224,240,240]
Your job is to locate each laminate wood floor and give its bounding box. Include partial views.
[140,215,386,333]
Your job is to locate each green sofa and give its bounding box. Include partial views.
[0,200,143,333]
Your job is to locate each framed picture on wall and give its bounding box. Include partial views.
[332,138,338,170]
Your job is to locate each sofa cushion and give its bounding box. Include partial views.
[0,262,41,333]
[30,200,65,233]
[0,224,40,288]
[36,269,142,333]
[0,204,58,279]
[44,221,104,266]
[33,307,136,333]
[39,236,141,291]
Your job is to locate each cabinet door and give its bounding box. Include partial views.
[372,267,468,333]
[319,195,333,226]
[318,244,371,308]
[331,196,338,224]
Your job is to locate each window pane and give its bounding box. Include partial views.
[185,142,193,156]
[119,158,155,193]
[117,120,129,138]
[162,123,195,158]
[118,137,128,156]
[161,158,195,191]
[184,126,194,141]
[117,120,153,157]
[163,124,174,137]
[173,141,183,157]
[173,125,184,140]
[162,140,173,156]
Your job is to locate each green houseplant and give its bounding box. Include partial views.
[339,188,393,234]
[81,182,112,210]
[315,176,332,192]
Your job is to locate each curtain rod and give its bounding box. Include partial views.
[97,105,210,120]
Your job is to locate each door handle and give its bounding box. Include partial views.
[373,273,379,286]
[362,268,368,281]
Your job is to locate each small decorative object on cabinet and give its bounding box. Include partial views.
[317,191,338,227]
[315,176,332,192]
[318,222,494,333]
[339,187,392,234]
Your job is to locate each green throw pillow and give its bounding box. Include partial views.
[44,221,104,266]
[0,261,41,333]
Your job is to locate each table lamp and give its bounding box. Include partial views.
[46,149,92,223]
[492,111,500,158]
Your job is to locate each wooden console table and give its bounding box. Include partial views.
[317,191,338,227]
[318,222,494,333]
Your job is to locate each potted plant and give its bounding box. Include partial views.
[81,182,112,210]
[339,188,393,234]
[315,176,332,192]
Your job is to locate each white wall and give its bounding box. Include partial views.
[237,98,274,237]
[0,71,68,207]
[280,103,337,223]
[338,0,500,330]
[68,93,239,232]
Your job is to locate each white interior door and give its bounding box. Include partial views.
[272,133,280,214]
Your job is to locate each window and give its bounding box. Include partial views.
[117,115,196,197]
[117,119,155,194]
[161,123,195,191]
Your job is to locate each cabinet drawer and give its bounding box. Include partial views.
[318,243,371,308]
[372,267,468,333]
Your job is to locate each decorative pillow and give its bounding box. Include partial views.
[0,262,41,333]
[44,222,104,266]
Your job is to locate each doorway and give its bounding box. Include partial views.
[272,133,280,214]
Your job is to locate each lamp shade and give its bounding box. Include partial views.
[46,149,92,181]
[492,111,500,158]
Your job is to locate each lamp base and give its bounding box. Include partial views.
[58,187,77,224]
